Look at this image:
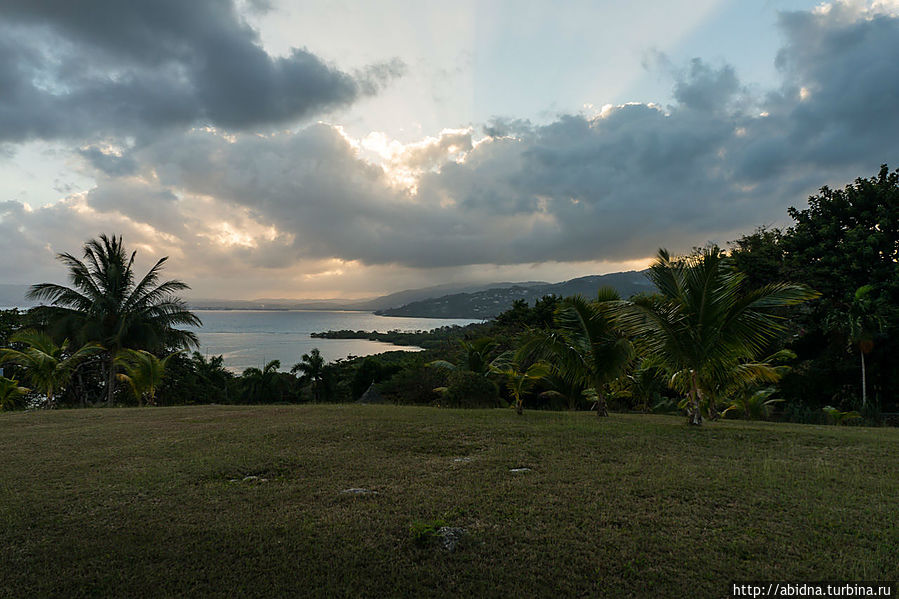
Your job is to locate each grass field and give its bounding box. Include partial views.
[1,405,897,598]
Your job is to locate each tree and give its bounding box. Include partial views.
[843,286,884,408]
[0,376,29,411]
[427,337,499,375]
[527,289,634,417]
[490,353,551,415]
[241,360,285,404]
[115,349,180,407]
[291,348,326,402]
[0,331,100,408]
[617,248,818,425]
[28,234,201,407]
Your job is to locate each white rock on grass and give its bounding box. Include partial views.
[341,488,378,495]
[436,527,466,552]
[509,467,531,473]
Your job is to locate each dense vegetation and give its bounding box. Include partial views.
[1,166,897,426]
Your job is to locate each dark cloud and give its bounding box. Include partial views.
[3,3,899,287]
[0,0,403,143]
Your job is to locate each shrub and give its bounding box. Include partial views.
[442,371,501,409]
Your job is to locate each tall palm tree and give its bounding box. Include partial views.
[0,331,100,408]
[846,285,883,409]
[27,234,201,407]
[291,348,326,402]
[526,289,634,417]
[617,248,818,425]
[115,349,180,407]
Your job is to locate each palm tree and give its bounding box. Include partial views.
[191,352,232,403]
[490,355,551,415]
[617,248,819,425]
[241,360,284,404]
[115,349,180,406]
[291,348,326,402]
[27,234,201,407]
[428,337,499,375]
[0,376,29,411]
[0,331,100,408]
[526,289,634,417]
[846,286,883,409]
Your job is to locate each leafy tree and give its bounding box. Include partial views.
[778,165,899,411]
[28,234,200,407]
[350,356,401,400]
[442,370,501,409]
[0,331,100,408]
[617,248,818,425]
[115,349,180,406]
[292,348,326,402]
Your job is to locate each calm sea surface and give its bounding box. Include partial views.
[187,310,481,372]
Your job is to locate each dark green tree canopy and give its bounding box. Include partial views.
[28,234,201,352]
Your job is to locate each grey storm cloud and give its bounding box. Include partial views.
[3,3,899,280]
[0,0,403,143]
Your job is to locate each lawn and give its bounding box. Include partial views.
[1,405,897,598]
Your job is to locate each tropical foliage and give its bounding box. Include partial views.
[616,248,818,424]
[0,331,100,408]
[27,234,201,406]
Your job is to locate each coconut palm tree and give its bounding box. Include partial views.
[291,348,326,402]
[617,248,819,425]
[115,349,181,407]
[846,285,883,409]
[27,234,201,407]
[241,360,285,404]
[428,337,499,375]
[0,331,100,408]
[525,289,634,417]
[0,376,29,411]
[490,352,551,415]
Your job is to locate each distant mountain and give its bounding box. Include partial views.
[374,271,654,318]
[188,280,548,311]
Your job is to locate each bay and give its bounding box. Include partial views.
[187,310,481,372]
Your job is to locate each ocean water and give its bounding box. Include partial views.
[187,310,481,373]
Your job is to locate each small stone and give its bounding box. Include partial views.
[509,467,531,473]
[341,488,377,495]
[436,527,466,552]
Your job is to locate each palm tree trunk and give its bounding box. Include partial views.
[516,395,523,415]
[688,372,703,426]
[595,388,609,417]
[77,368,86,408]
[860,351,867,408]
[106,354,116,407]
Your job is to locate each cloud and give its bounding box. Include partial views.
[2,1,899,296]
[0,0,403,143]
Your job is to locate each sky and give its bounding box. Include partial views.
[1,0,898,300]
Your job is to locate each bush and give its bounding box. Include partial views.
[442,371,501,409]
[380,365,448,405]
